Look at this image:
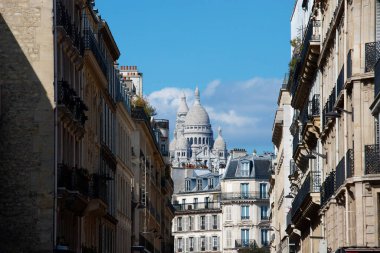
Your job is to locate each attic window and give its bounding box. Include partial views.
[185,180,191,191]
[209,178,214,189]
[241,162,250,177]
[197,179,203,190]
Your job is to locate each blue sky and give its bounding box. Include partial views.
[97,0,294,153]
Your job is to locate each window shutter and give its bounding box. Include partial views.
[217,236,220,250]
[207,236,211,251]
[194,237,198,252]
[206,215,210,230]
[217,215,220,229]
[198,237,201,251]
[175,238,177,251]
[174,217,177,232]
[227,230,231,248]
[183,216,187,231]
[376,116,380,145]
[186,238,189,252]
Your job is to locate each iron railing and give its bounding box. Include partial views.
[321,171,336,206]
[292,127,301,157]
[291,171,320,218]
[335,156,345,190]
[173,202,221,211]
[375,59,380,98]
[346,149,354,178]
[91,173,108,204]
[289,159,297,176]
[364,144,380,174]
[311,94,320,116]
[57,80,88,126]
[365,41,380,72]
[83,29,108,77]
[347,50,352,79]
[235,240,258,248]
[221,191,269,200]
[57,163,90,196]
[336,66,344,96]
[56,0,84,54]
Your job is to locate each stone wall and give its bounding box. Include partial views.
[0,0,54,252]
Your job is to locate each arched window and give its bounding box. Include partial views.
[194,138,197,144]
[198,137,201,144]
[203,137,205,144]
[190,138,193,145]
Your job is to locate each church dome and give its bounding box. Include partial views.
[213,127,226,150]
[185,87,210,126]
[176,130,188,150]
[177,93,189,114]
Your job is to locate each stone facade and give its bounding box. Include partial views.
[271,0,380,252]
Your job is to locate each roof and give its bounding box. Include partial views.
[223,154,271,180]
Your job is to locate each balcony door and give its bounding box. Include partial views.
[240,183,249,199]
[260,183,267,199]
[241,229,249,247]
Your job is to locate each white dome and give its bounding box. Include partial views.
[176,130,188,150]
[177,93,189,114]
[213,127,226,150]
[185,87,210,126]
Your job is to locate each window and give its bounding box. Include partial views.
[241,229,249,247]
[209,178,214,189]
[240,183,249,198]
[189,216,193,231]
[261,206,268,220]
[226,206,232,220]
[260,183,268,199]
[185,180,191,191]
[178,217,183,231]
[194,198,198,209]
[241,205,250,220]
[189,237,194,251]
[261,229,269,246]
[241,162,249,176]
[212,236,218,250]
[200,236,206,251]
[197,180,203,190]
[200,216,206,230]
[205,197,209,209]
[226,230,232,248]
[178,238,183,251]
[212,215,218,229]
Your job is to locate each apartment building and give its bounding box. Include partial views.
[0,0,174,252]
[271,0,380,252]
[221,150,272,253]
[270,77,294,253]
[172,168,222,253]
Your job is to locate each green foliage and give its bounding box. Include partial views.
[133,96,157,117]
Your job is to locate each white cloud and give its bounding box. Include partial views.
[203,79,221,97]
[146,76,282,152]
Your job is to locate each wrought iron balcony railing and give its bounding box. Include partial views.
[347,50,352,79]
[311,94,320,116]
[235,239,257,248]
[56,0,84,54]
[337,66,344,96]
[83,29,108,78]
[173,202,221,211]
[292,127,302,157]
[335,156,345,190]
[375,58,380,98]
[58,163,90,196]
[90,173,108,205]
[365,144,380,174]
[365,41,380,72]
[289,159,297,177]
[241,216,250,220]
[321,171,336,206]
[221,191,269,200]
[291,171,320,218]
[346,149,354,178]
[57,80,88,126]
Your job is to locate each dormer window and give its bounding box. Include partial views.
[241,162,250,177]
[209,178,214,189]
[197,179,203,190]
[185,180,191,191]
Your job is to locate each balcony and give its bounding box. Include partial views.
[91,173,108,205]
[272,108,284,148]
[291,19,321,109]
[235,239,258,248]
[56,0,84,57]
[321,87,336,134]
[58,163,90,196]
[173,202,221,212]
[375,59,380,99]
[321,171,336,207]
[335,156,346,190]
[365,144,380,174]
[241,216,250,220]
[221,191,269,201]
[291,172,321,224]
[83,29,108,78]
[365,41,380,72]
